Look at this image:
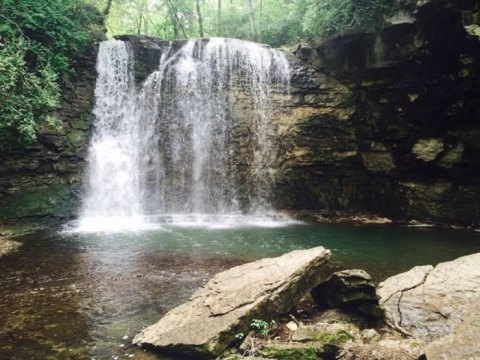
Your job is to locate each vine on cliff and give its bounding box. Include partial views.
[0,0,102,148]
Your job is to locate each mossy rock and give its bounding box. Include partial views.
[261,346,318,360]
[314,330,354,345]
[0,183,79,220]
[259,330,353,359]
[65,129,88,152]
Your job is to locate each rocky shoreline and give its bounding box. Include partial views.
[280,210,480,232]
[0,223,51,258]
[133,248,480,359]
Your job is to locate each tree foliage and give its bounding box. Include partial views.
[0,0,101,147]
[303,0,389,39]
[0,0,389,147]
[96,0,390,47]
[0,38,60,145]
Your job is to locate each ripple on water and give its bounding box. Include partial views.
[0,223,479,359]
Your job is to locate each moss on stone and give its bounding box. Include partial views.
[309,329,354,345]
[0,183,78,220]
[65,129,88,152]
[258,330,353,360]
[261,346,318,360]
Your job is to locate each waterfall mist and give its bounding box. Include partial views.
[78,38,291,231]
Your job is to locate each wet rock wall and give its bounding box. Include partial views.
[1,0,479,227]
[0,44,97,223]
[275,0,480,226]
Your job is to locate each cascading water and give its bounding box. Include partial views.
[77,40,152,231]
[77,37,291,231]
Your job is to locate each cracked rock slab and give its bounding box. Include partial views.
[134,246,331,358]
[378,253,480,342]
[423,302,480,360]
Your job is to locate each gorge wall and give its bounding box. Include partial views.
[0,0,479,227]
[278,0,480,227]
[0,44,97,222]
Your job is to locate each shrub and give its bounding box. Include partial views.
[0,0,102,148]
[303,0,390,39]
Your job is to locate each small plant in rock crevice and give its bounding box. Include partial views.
[250,318,276,338]
[237,319,278,358]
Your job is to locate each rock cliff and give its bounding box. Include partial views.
[115,0,480,227]
[0,44,97,223]
[279,0,480,226]
[1,0,479,227]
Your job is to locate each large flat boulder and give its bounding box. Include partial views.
[378,253,480,342]
[423,301,480,360]
[134,246,331,358]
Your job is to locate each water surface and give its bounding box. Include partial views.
[1,222,479,359]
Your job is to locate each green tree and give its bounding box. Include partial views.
[98,0,390,47]
[195,0,204,37]
[0,38,60,146]
[303,0,389,39]
[0,0,392,148]
[0,0,102,148]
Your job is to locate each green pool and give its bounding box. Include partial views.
[1,220,479,359]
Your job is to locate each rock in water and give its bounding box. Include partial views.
[134,246,331,358]
[378,253,480,342]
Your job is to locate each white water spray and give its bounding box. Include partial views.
[77,38,291,231]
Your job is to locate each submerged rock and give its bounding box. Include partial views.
[0,237,22,258]
[378,253,480,342]
[134,246,331,358]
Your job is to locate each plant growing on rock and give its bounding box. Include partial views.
[0,0,102,148]
[250,318,276,338]
[238,319,278,357]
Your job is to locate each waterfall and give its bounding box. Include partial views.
[80,41,143,216]
[78,38,290,230]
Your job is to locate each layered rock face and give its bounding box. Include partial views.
[120,0,480,226]
[1,0,479,226]
[278,0,480,226]
[0,44,98,222]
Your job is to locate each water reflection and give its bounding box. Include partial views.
[0,232,89,359]
[0,223,479,359]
